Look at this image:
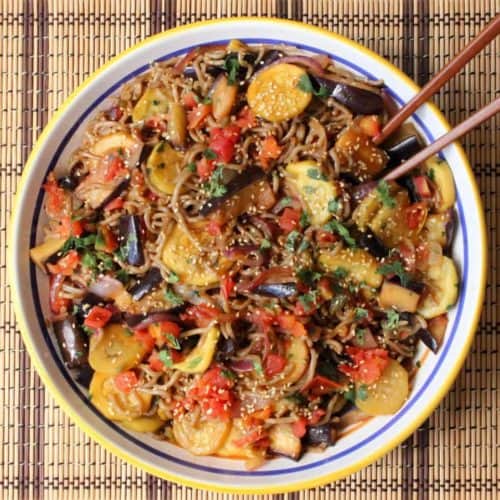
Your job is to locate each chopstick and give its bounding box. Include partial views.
[382,96,500,181]
[374,14,500,146]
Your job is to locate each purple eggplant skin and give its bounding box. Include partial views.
[305,424,337,447]
[75,364,94,389]
[386,135,422,168]
[118,214,145,266]
[58,161,87,191]
[354,229,388,258]
[253,282,298,298]
[123,310,183,329]
[416,328,439,353]
[444,209,457,254]
[128,267,163,301]
[97,178,130,211]
[215,337,237,362]
[198,165,266,215]
[53,317,89,369]
[257,49,284,69]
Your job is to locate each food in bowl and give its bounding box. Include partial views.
[30,40,459,468]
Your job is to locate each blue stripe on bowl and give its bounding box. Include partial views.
[29,38,468,476]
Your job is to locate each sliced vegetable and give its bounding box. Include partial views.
[269,423,302,460]
[385,135,422,168]
[49,274,70,315]
[172,413,231,455]
[121,415,165,433]
[425,157,456,212]
[89,371,152,421]
[132,87,171,122]
[167,103,187,146]
[30,238,66,270]
[253,282,297,298]
[88,324,150,374]
[216,419,265,459]
[53,317,89,368]
[247,63,312,122]
[118,215,144,266]
[427,314,448,347]
[211,74,238,120]
[305,424,336,447]
[416,328,439,353]
[318,247,383,288]
[280,336,309,385]
[128,267,163,301]
[423,210,455,250]
[84,306,113,329]
[187,103,212,130]
[417,256,459,318]
[331,83,384,115]
[258,135,283,169]
[354,359,409,415]
[146,142,184,195]
[172,326,220,373]
[379,281,420,312]
[285,160,338,225]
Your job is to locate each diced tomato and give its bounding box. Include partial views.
[317,277,333,300]
[306,375,344,396]
[160,321,181,337]
[248,406,272,421]
[316,229,338,245]
[133,328,156,353]
[71,219,84,237]
[358,115,381,137]
[187,103,212,130]
[148,351,165,372]
[406,202,427,230]
[105,106,123,121]
[235,106,256,129]
[413,175,432,198]
[338,346,389,385]
[248,308,276,334]
[208,125,241,163]
[207,219,223,236]
[292,417,308,438]
[210,124,240,143]
[233,428,265,447]
[277,313,307,337]
[196,157,216,180]
[43,173,67,218]
[84,306,112,329]
[258,136,283,169]
[47,250,80,276]
[308,408,326,425]
[221,275,235,301]
[278,208,301,233]
[131,169,145,187]
[180,303,223,328]
[264,353,287,377]
[104,156,127,182]
[104,196,125,211]
[95,226,118,253]
[182,91,198,109]
[114,371,138,393]
[49,273,70,315]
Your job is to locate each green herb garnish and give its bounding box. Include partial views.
[166,333,181,350]
[427,168,435,182]
[116,268,130,283]
[328,198,341,213]
[158,349,173,367]
[306,168,327,181]
[164,287,184,306]
[355,328,367,345]
[224,54,240,85]
[376,180,396,208]
[343,385,356,402]
[297,268,321,286]
[377,261,410,288]
[221,369,237,381]
[277,197,292,209]
[286,392,308,405]
[298,290,318,311]
[354,307,368,320]
[186,162,196,172]
[383,309,400,330]
[260,239,272,250]
[203,165,227,197]
[167,271,179,284]
[82,325,95,336]
[299,210,310,228]
[297,73,330,98]
[324,220,356,247]
[203,148,217,160]
[253,359,264,376]
[333,267,348,280]
[357,384,369,401]
[285,230,300,251]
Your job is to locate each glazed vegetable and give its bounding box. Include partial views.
[425,157,456,212]
[173,326,220,373]
[253,282,298,298]
[216,419,265,459]
[132,87,171,122]
[146,142,184,195]
[121,415,165,433]
[281,337,309,385]
[53,317,88,368]
[211,74,238,120]
[167,103,187,146]
[355,359,409,415]
[379,281,420,312]
[285,160,338,225]
[30,238,66,270]
[305,424,337,447]
[88,324,150,375]
[385,135,422,168]
[129,267,163,301]
[119,215,144,266]
[269,423,302,460]
[247,64,312,122]
[332,83,384,115]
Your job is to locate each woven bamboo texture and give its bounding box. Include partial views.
[1,1,498,498]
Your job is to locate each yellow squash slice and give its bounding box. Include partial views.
[280,336,310,385]
[132,87,171,122]
[121,415,165,433]
[247,63,312,122]
[425,157,456,213]
[173,326,220,374]
[146,142,184,195]
[30,238,66,270]
[216,419,264,459]
[285,160,338,226]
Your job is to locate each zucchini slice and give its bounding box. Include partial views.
[132,87,171,123]
[146,142,184,195]
[281,336,309,385]
[425,157,455,212]
[173,326,220,374]
[216,419,265,459]
[247,63,312,122]
[285,160,338,226]
[121,415,165,433]
[379,281,420,312]
[30,238,66,270]
[269,423,302,460]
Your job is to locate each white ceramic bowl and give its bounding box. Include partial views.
[10,18,486,494]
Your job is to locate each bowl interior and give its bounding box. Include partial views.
[11,19,486,493]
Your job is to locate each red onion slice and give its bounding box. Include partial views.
[278,55,326,76]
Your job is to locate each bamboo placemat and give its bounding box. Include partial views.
[1,1,498,499]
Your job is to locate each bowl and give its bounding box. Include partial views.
[10,18,486,493]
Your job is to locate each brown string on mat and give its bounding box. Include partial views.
[374,14,500,146]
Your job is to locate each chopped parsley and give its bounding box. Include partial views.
[166,333,181,350]
[324,220,356,247]
[277,196,292,209]
[332,267,348,280]
[355,327,367,345]
[158,349,173,367]
[81,252,97,270]
[82,325,95,336]
[343,385,356,402]
[61,234,97,254]
[296,73,330,98]
[221,369,236,381]
[354,307,368,320]
[167,271,179,284]
[253,359,264,376]
[299,210,310,228]
[357,384,369,401]
[186,162,196,172]
[377,261,410,288]
[427,168,435,182]
[260,238,272,250]
[376,180,396,208]
[164,287,184,306]
[307,167,327,181]
[383,309,400,330]
[224,54,240,85]
[285,230,300,251]
[298,290,318,311]
[328,197,341,213]
[203,165,227,197]
[297,268,321,286]
[297,239,310,253]
[286,392,308,405]
[203,148,217,160]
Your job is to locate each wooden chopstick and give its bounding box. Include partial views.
[374,14,500,145]
[382,96,500,181]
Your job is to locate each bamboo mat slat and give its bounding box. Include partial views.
[1,1,498,499]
